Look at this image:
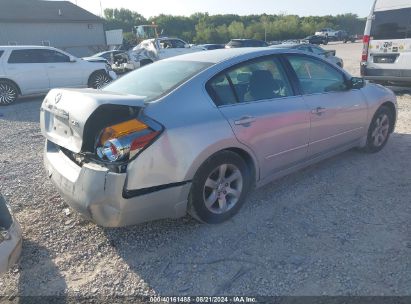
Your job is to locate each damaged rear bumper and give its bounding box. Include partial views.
[0,196,22,273]
[44,140,190,227]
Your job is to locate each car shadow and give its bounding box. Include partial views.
[16,240,67,303]
[103,132,411,296]
[387,86,411,96]
[0,96,44,124]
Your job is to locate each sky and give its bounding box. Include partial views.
[65,0,375,18]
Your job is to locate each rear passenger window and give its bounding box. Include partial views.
[207,56,293,106]
[287,55,348,94]
[8,50,42,63]
[206,74,237,106]
[228,57,292,103]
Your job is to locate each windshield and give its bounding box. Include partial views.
[103,60,213,101]
[92,52,104,57]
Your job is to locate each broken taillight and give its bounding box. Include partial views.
[96,118,161,162]
[362,35,370,62]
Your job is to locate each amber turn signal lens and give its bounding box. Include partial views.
[99,119,148,145]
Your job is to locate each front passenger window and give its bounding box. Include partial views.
[41,50,70,63]
[287,55,348,94]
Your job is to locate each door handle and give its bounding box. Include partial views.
[311,107,326,115]
[234,116,256,126]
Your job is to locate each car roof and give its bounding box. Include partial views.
[271,43,320,49]
[230,39,262,41]
[167,47,301,64]
[0,45,56,49]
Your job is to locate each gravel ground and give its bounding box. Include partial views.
[0,42,410,298]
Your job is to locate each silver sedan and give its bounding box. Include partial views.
[41,48,397,227]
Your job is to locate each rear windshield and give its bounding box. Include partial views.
[103,60,212,101]
[371,8,411,40]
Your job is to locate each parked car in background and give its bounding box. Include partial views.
[268,41,282,46]
[225,39,269,48]
[301,35,328,45]
[198,44,225,50]
[361,0,411,86]
[271,43,344,67]
[41,48,396,227]
[0,46,117,105]
[338,31,357,43]
[129,37,204,67]
[281,40,300,45]
[0,194,22,273]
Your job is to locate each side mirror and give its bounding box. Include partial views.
[70,57,77,63]
[184,44,191,48]
[350,77,365,89]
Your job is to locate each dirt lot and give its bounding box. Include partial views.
[0,42,410,298]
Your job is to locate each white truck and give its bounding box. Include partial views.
[315,28,339,39]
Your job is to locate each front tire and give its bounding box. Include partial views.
[363,106,393,153]
[188,151,251,224]
[0,80,18,106]
[88,71,112,89]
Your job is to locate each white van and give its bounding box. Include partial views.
[361,0,411,86]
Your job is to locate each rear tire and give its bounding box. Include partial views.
[88,71,112,89]
[0,80,18,106]
[363,106,393,153]
[188,151,251,224]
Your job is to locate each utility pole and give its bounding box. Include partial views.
[100,0,103,17]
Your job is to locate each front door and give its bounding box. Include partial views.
[40,49,85,88]
[286,54,368,158]
[207,56,310,180]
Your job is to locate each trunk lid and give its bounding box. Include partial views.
[40,89,146,153]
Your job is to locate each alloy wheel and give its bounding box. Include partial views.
[0,83,17,105]
[203,164,243,215]
[92,73,111,89]
[371,114,390,147]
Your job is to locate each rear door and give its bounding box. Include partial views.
[207,55,310,180]
[5,49,49,94]
[285,54,368,158]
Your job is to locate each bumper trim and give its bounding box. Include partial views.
[123,181,191,199]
